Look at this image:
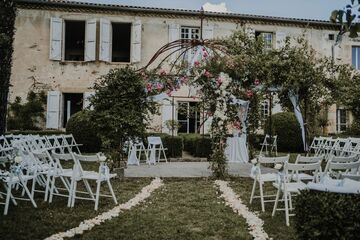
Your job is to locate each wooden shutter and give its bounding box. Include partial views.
[202,24,214,40]
[99,18,111,62]
[168,23,180,61]
[46,91,61,129]
[131,20,142,63]
[162,101,174,134]
[276,32,286,49]
[85,19,97,61]
[49,18,63,61]
[83,92,95,110]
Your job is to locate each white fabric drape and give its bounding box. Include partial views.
[225,135,249,163]
[288,91,308,151]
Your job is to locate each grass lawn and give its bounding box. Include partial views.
[74,178,252,240]
[0,178,151,240]
[230,178,297,240]
[1,177,298,239]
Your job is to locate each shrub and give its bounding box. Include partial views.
[179,133,200,154]
[162,135,183,158]
[265,112,303,152]
[7,91,46,130]
[66,110,101,153]
[195,137,212,158]
[294,190,360,239]
[6,130,64,136]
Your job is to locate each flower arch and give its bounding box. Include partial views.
[139,31,266,178]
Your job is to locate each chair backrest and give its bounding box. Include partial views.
[323,159,360,177]
[147,136,162,146]
[73,152,100,162]
[285,161,322,183]
[62,134,81,153]
[258,154,289,164]
[295,154,324,164]
[329,155,358,163]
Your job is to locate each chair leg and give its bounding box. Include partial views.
[95,180,101,211]
[249,179,257,204]
[83,179,95,200]
[272,188,281,217]
[106,179,118,204]
[67,178,74,207]
[4,183,12,215]
[289,193,293,210]
[44,174,51,201]
[20,179,37,208]
[284,191,290,226]
[259,181,265,212]
[71,180,77,208]
[49,175,56,203]
[31,176,36,199]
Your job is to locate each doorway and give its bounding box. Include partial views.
[63,93,83,127]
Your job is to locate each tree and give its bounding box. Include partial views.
[0,0,16,134]
[90,67,156,168]
[330,0,360,39]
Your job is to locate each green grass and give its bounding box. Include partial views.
[229,178,297,240]
[0,178,151,240]
[75,178,252,240]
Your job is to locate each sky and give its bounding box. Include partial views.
[77,0,349,21]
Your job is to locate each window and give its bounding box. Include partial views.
[63,93,84,127]
[261,100,270,119]
[111,23,131,62]
[181,26,200,62]
[328,34,335,40]
[352,46,360,70]
[255,31,273,49]
[177,102,201,133]
[64,20,85,61]
[336,108,347,132]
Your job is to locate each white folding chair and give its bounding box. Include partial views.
[250,154,289,212]
[272,161,322,226]
[291,155,324,182]
[147,136,167,164]
[259,135,277,156]
[127,138,148,165]
[322,156,360,179]
[70,153,117,210]
[62,134,82,154]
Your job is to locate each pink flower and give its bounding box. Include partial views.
[166,90,172,96]
[146,83,153,92]
[156,83,163,91]
[203,51,209,58]
[216,77,223,87]
[254,79,260,86]
[204,70,212,78]
[194,61,200,67]
[246,90,253,98]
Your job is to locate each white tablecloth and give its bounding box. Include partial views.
[225,135,249,163]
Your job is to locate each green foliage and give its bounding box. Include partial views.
[6,130,64,135]
[7,91,46,130]
[0,0,17,134]
[90,67,156,167]
[294,190,360,239]
[195,137,212,158]
[161,135,183,158]
[265,112,303,152]
[65,110,101,153]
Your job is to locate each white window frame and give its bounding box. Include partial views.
[352,46,360,70]
[256,31,274,49]
[180,26,200,62]
[336,108,348,132]
[261,99,270,119]
[177,101,201,134]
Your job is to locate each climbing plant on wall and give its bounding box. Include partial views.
[0,0,16,134]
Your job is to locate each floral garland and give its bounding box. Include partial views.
[215,180,269,240]
[45,178,163,240]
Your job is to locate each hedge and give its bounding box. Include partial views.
[161,135,183,158]
[194,137,212,158]
[294,190,360,239]
[265,112,303,152]
[6,130,65,136]
[66,111,102,153]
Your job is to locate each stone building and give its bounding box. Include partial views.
[10,0,356,134]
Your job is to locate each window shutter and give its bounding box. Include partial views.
[162,101,174,134]
[276,32,286,49]
[83,92,95,110]
[168,23,180,61]
[46,91,61,129]
[49,18,63,61]
[99,18,111,62]
[85,19,97,61]
[131,20,142,63]
[202,24,214,40]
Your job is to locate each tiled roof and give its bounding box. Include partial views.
[15,0,339,29]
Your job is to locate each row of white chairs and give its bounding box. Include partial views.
[308,136,360,160]
[126,136,167,165]
[250,154,360,226]
[0,134,117,215]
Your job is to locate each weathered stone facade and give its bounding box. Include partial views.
[10,0,358,134]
